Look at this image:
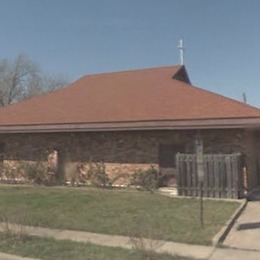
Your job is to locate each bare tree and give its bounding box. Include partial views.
[0,54,69,107]
[22,74,68,101]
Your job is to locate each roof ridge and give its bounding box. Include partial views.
[83,65,183,78]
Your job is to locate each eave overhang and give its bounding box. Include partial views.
[1,117,260,134]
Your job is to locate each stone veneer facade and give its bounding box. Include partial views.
[0,129,259,190]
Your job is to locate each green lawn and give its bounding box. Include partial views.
[0,185,240,245]
[0,234,191,260]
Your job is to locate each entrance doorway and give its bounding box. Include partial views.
[159,144,184,186]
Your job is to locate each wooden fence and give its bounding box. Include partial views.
[176,153,244,199]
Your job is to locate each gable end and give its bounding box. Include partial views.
[172,66,191,84]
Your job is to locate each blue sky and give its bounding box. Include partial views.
[1,0,260,106]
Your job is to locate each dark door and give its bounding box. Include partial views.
[159,144,184,186]
[0,143,5,177]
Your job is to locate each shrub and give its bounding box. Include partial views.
[2,160,50,185]
[88,161,110,187]
[157,169,176,187]
[109,172,130,187]
[130,166,160,192]
[20,161,48,185]
[85,161,129,188]
[2,162,19,183]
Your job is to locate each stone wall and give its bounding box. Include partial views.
[0,128,258,189]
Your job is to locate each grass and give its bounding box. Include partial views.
[0,234,191,260]
[0,185,240,245]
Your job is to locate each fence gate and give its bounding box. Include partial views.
[176,153,244,199]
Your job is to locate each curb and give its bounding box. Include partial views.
[211,199,247,246]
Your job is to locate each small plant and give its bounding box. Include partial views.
[130,166,161,192]
[85,161,130,188]
[20,161,48,185]
[88,161,110,187]
[128,214,165,260]
[0,206,32,244]
[1,160,49,184]
[109,172,130,187]
[2,160,27,183]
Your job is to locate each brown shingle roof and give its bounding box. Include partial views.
[0,65,260,132]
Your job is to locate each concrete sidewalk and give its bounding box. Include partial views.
[1,223,260,260]
[223,201,260,251]
[0,223,213,259]
[216,197,260,260]
[210,247,260,260]
[1,209,260,260]
[0,253,39,260]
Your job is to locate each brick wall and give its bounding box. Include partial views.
[0,129,258,188]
